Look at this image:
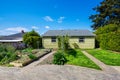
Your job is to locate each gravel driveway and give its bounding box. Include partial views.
[0,65,120,80]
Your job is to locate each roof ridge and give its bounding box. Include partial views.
[42,29,95,37]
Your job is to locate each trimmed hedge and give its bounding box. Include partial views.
[101,33,120,52]
[95,24,120,52]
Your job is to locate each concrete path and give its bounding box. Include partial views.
[82,51,120,74]
[111,66,120,72]
[22,51,56,69]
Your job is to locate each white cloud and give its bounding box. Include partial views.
[45,26,50,29]
[32,26,39,29]
[0,27,28,36]
[57,17,65,23]
[0,30,15,36]
[43,16,54,22]
[6,27,28,32]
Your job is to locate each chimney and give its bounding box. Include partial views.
[21,30,25,33]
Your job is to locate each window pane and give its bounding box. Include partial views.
[79,37,84,42]
[51,37,56,42]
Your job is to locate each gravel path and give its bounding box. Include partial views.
[0,65,120,80]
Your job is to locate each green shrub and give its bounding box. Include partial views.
[99,32,120,51]
[58,36,62,50]
[0,44,15,52]
[0,52,6,61]
[0,44,18,65]
[95,24,120,51]
[23,30,42,49]
[6,45,16,53]
[108,32,120,51]
[100,33,110,50]
[57,35,70,51]
[53,51,67,65]
[28,53,37,60]
[63,35,69,51]
[22,48,33,53]
[0,52,19,65]
[0,44,6,52]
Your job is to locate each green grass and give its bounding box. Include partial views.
[64,49,101,70]
[87,49,120,66]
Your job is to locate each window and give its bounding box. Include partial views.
[51,37,56,42]
[79,37,85,43]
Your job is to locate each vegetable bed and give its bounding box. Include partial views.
[10,49,51,67]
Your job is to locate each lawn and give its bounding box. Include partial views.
[64,49,101,70]
[87,49,120,66]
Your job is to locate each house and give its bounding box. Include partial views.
[0,30,25,49]
[42,30,95,49]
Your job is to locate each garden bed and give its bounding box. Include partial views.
[10,49,51,67]
[87,49,120,66]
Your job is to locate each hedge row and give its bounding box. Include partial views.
[95,24,120,52]
[100,32,120,51]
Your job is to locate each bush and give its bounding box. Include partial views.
[108,32,120,51]
[58,36,62,50]
[57,35,70,51]
[6,45,16,53]
[95,24,120,51]
[28,53,37,60]
[22,48,33,53]
[53,51,67,65]
[23,30,42,49]
[0,52,19,65]
[0,44,6,52]
[0,52,6,61]
[99,32,120,51]
[0,44,19,65]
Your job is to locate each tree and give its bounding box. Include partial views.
[57,35,70,51]
[89,0,120,30]
[23,30,42,49]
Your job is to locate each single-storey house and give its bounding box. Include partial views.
[42,30,95,49]
[0,30,25,49]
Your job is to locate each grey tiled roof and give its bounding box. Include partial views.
[42,30,95,37]
[0,33,25,40]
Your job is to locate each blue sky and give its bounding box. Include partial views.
[0,0,102,35]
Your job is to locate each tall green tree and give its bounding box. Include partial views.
[90,0,120,30]
[23,30,42,49]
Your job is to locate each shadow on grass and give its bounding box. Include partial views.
[66,49,77,57]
